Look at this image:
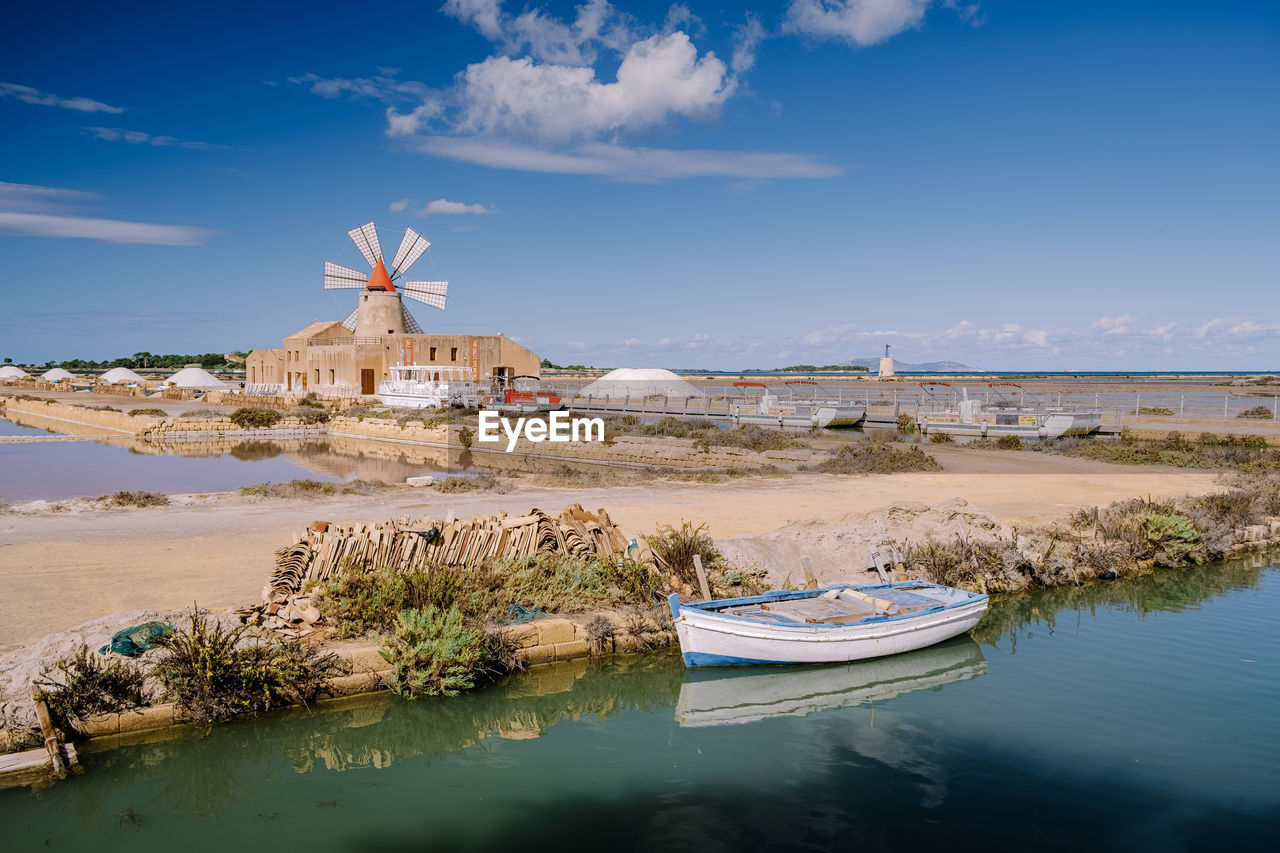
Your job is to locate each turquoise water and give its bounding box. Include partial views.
[3,556,1277,851]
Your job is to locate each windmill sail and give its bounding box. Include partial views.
[401,305,423,334]
[324,261,369,289]
[391,228,431,277]
[347,222,382,268]
[402,280,448,310]
[340,307,359,331]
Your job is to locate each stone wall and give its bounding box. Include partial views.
[1,397,159,434]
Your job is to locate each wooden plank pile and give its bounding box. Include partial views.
[266,504,632,597]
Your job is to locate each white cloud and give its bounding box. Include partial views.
[417,136,839,179]
[0,182,212,245]
[784,0,930,47]
[0,212,212,245]
[803,322,858,345]
[84,127,223,151]
[386,103,442,137]
[443,0,637,65]
[416,198,498,216]
[288,71,431,102]
[389,198,410,212]
[455,32,734,142]
[1,81,123,113]
[731,14,767,74]
[1092,314,1136,334]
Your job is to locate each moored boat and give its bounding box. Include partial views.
[669,581,988,667]
[915,382,1102,439]
[729,381,866,429]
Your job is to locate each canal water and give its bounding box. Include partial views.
[2,556,1277,851]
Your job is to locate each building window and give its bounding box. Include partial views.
[329,369,335,384]
[429,347,437,361]
[450,347,458,361]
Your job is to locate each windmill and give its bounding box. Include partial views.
[323,221,449,335]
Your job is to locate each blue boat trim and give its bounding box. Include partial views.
[683,652,798,667]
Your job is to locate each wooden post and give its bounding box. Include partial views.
[34,699,65,779]
[692,554,712,602]
[801,556,818,589]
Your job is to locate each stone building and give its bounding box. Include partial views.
[247,298,541,395]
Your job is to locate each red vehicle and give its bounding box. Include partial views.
[487,375,565,413]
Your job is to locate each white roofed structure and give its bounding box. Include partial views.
[41,368,75,382]
[0,365,29,381]
[99,367,146,384]
[580,368,702,399]
[161,367,229,389]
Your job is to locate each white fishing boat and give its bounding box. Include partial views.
[915,382,1102,439]
[675,638,987,727]
[377,364,479,409]
[669,581,988,667]
[729,381,866,429]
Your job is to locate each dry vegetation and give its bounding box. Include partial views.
[800,435,941,474]
[238,478,387,498]
[598,415,808,453]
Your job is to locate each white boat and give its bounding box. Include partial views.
[675,638,986,727]
[669,581,988,667]
[729,381,866,429]
[915,382,1102,439]
[377,364,479,409]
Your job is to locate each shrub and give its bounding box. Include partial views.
[378,605,492,697]
[34,645,150,735]
[802,441,941,474]
[1237,406,1274,420]
[152,608,344,725]
[178,408,226,419]
[229,407,281,428]
[1137,406,1175,416]
[297,392,324,409]
[647,521,720,586]
[127,408,166,417]
[995,435,1024,450]
[285,407,330,424]
[928,432,955,444]
[896,413,915,435]
[433,472,501,493]
[110,490,169,507]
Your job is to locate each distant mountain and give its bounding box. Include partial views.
[847,357,987,373]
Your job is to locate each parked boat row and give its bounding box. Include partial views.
[377,366,565,412]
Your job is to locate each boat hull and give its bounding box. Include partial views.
[733,404,866,429]
[918,411,1101,439]
[377,390,447,409]
[671,583,988,666]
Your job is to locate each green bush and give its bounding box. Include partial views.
[153,608,344,725]
[896,413,916,435]
[378,605,497,697]
[34,645,150,735]
[229,407,282,428]
[928,432,955,444]
[995,435,1024,450]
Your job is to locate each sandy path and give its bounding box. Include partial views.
[0,448,1223,648]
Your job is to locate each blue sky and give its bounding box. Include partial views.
[1,0,1276,369]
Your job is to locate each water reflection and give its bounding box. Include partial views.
[675,637,985,727]
[972,551,1273,649]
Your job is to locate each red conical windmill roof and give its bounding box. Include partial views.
[366,257,395,292]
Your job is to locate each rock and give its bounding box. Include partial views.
[406,475,435,487]
[299,606,322,624]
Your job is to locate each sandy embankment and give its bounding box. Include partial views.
[0,445,1224,650]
